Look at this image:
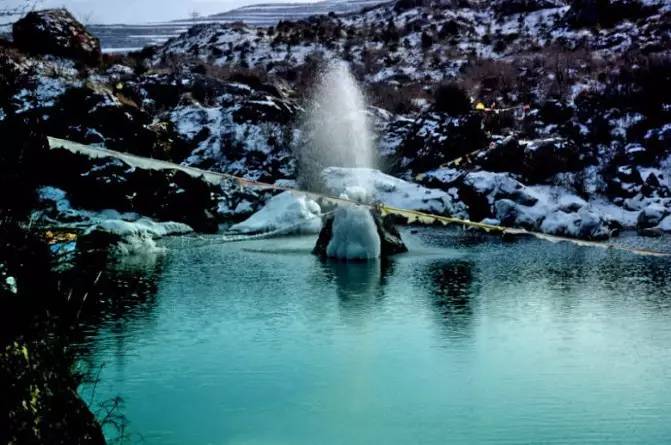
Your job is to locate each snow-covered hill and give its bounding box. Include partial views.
[89,0,391,52]
[2,1,671,241]
[198,0,392,26]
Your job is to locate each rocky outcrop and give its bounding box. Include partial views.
[12,9,101,65]
[43,148,221,233]
[44,85,190,162]
[313,208,407,259]
[393,112,487,174]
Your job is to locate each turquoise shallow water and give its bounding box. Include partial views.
[75,229,671,444]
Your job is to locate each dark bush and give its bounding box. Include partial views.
[433,82,471,115]
[565,0,654,28]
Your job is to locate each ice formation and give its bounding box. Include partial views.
[326,205,381,260]
[229,191,322,235]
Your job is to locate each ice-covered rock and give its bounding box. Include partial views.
[79,218,193,256]
[313,205,381,260]
[229,191,322,235]
[314,206,406,260]
[321,167,467,217]
[36,186,193,255]
[657,215,671,233]
[637,204,670,229]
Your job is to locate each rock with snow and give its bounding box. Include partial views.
[657,215,671,233]
[79,218,192,256]
[637,203,670,229]
[460,171,538,220]
[12,9,101,65]
[45,85,187,160]
[541,207,611,239]
[314,205,406,260]
[229,191,322,235]
[392,112,487,174]
[321,167,467,217]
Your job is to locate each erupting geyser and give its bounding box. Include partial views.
[298,60,377,190]
[301,60,407,261]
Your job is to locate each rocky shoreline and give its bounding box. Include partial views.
[2,3,669,246]
[0,2,670,440]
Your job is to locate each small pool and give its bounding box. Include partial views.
[75,229,671,444]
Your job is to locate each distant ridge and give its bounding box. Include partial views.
[174,0,393,26]
[91,0,392,51]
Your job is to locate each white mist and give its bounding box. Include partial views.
[299,60,376,190]
[300,60,383,260]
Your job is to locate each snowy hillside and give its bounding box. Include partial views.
[200,0,393,26]
[2,1,671,241]
[89,0,391,51]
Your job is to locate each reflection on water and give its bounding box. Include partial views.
[316,259,395,323]
[75,229,671,444]
[420,260,476,341]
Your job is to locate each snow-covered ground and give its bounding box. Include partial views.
[321,167,467,217]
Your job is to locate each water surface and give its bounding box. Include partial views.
[76,229,671,444]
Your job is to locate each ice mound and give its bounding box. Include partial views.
[326,205,381,260]
[83,218,193,256]
[230,191,322,235]
[321,167,466,216]
[94,219,193,238]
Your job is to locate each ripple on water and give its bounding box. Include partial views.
[75,228,671,444]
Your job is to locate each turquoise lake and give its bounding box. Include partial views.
[75,229,671,444]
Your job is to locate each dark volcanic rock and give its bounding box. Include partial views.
[43,148,221,233]
[313,208,407,259]
[372,210,409,256]
[476,136,525,173]
[232,96,298,125]
[396,112,487,174]
[46,86,189,161]
[521,137,583,182]
[637,204,669,229]
[12,9,101,65]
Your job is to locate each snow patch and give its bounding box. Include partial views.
[322,167,466,217]
[230,191,322,235]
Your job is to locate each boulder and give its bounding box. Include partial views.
[394,112,487,174]
[313,207,407,259]
[637,204,670,229]
[475,136,525,173]
[12,9,101,65]
[521,137,583,182]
